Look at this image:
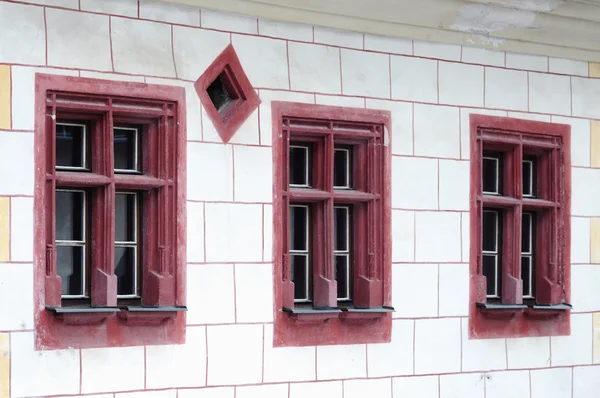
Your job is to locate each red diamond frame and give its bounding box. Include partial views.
[195,44,261,143]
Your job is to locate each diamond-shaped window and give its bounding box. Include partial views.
[195,45,260,143]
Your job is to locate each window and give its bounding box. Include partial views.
[34,74,186,349]
[469,114,571,339]
[195,44,260,143]
[272,102,393,347]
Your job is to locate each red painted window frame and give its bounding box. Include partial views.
[34,74,187,349]
[272,101,392,347]
[194,44,260,143]
[469,114,571,339]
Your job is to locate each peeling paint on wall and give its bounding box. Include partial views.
[450,3,542,36]
[466,34,506,48]
[486,0,563,13]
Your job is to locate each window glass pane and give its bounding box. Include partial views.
[521,213,532,254]
[56,123,86,169]
[334,207,349,251]
[335,255,350,300]
[114,128,139,171]
[482,254,498,297]
[291,254,309,301]
[523,159,534,197]
[57,245,84,296]
[207,72,238,113]
[56,190,85,241]
[115,246,137,297]
[289,145,309,186]
[482,210,498,253]
[289,205,308,251]
[482,156,500,194]
[521,256,532,298]
[334,147,351,188]
[115,193,136,243]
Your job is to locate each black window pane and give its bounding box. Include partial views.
[115,246,137,296]
[335,255,350,300]
[207,73,237,113]
[523,160,534,197]
[482,157,499,193]
[334,148,351,188]
[521,256,532,297]
[482,210,497,252]
[482,254,498,297]
[56,191,84,241]
[522,213,532,254]
[115,194,136,243]
[289,206,308,251]
[334,207,349,251]
[291,254,308,301]
[56,124,85,169]
[289,146,309,186]
[114,128,138,171]
[57,245,84,296]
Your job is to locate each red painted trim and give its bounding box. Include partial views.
[271,101,392,347]
[468,114,571,339]
[194,44,260,143]
[34,73,187,350]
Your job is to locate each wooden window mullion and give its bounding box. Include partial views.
[91,108,117,307]
[313,133,336,308]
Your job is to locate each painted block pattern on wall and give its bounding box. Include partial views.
[0,1,599,397]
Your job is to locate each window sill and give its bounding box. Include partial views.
[525,303,573,319]
[282,307,341,322]
[282,306,394,322]
[46,306,120,326]
[476,302,572,320]
[117,306,187,326]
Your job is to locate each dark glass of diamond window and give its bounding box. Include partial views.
[207,68,240,116]
[115,193,139,298]
[56,123,87,170]
[55,189,87,297]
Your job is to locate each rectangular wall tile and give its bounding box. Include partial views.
[0,197,8,262]
[0,333,8,398]
[594,313,600,363]
[590,62,600,78]
[140,0,200,26]
[0,2,45,65]
[592,218,600,263]
[572,77,600,119]
[592,121,600,168]
[12,332,79,397]
[0,65,9,129]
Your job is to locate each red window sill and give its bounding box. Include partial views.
[275,306,393,347]
[46,305,187,326]
[117,306,187,326]
[46,306,120,326]
[470,302,572,338]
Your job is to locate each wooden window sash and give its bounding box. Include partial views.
[475,128,566,306]
[45,94,178,308]
[281,120,384,310]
